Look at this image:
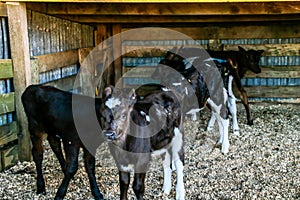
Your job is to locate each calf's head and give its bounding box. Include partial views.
[238,46,264,74]
[101,86,137,143]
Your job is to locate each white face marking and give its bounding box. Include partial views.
[105,97,121,109]
[120,164,134,172]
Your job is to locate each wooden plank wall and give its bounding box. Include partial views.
[0,9,95,169]
[121,23,300,101]
[27,11,94,91]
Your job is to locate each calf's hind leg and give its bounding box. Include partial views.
[47,135,66,173]
[30,132,46,195]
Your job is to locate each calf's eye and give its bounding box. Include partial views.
[121,114,127,120]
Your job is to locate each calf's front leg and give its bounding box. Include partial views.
[55,142,79,200]
[119,171,130,200]
[133,173,146,200]
[30,133,46,195]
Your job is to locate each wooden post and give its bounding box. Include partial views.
[7,2,32,161]
[112,24,122,86]
[95,24,113,94]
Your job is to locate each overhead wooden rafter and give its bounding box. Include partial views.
[2,0,299,2]
[8,1,300,24]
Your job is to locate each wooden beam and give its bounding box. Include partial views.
[7,3,31,161]
[223,44,300,56]
[26,2,300,16]
[124,65,300,79]
[245,66,300,78]
[123,44,300,57]
[122,24,300,40]
[55,14,300,24]
[34,49,79,73]
[245,86,300,98]
[4,0,300,2]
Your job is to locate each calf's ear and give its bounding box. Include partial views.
[129,89,137,106]
[258,50,264,55]
[103,86,114,100]
[238,46,246,52]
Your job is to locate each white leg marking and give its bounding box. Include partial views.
[207,112,216,131]
[162,152,172,195]
[174,157,185,200]
[186,108,202,121]
[227,76,240,135]
[221,118,230,154]
[228,96,240,135]
[172,128,185,200]
[207,98,221,114]
[210,88,230,154]
[216,116,230,154]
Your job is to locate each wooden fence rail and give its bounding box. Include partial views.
[0,59,17,170]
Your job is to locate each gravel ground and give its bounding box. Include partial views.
[0,103,299,199]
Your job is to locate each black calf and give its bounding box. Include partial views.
[208,46,264,125]
[21,85,103,200]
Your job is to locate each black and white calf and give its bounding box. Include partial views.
[101,86,185,200]
[156,49,230,154]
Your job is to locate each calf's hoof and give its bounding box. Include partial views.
[36,186,46,195]
[221,143,230,155]
[94,193,104,200]
[206,126,214,132]
[233,130,240,136]
[247,119,254,126]
[36,190,46,195]
[175,186,185,200]
[54,196,64,200]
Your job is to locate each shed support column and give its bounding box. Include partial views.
[7,3,32,161]
[96,24,113,92]
[112,24,122,86]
